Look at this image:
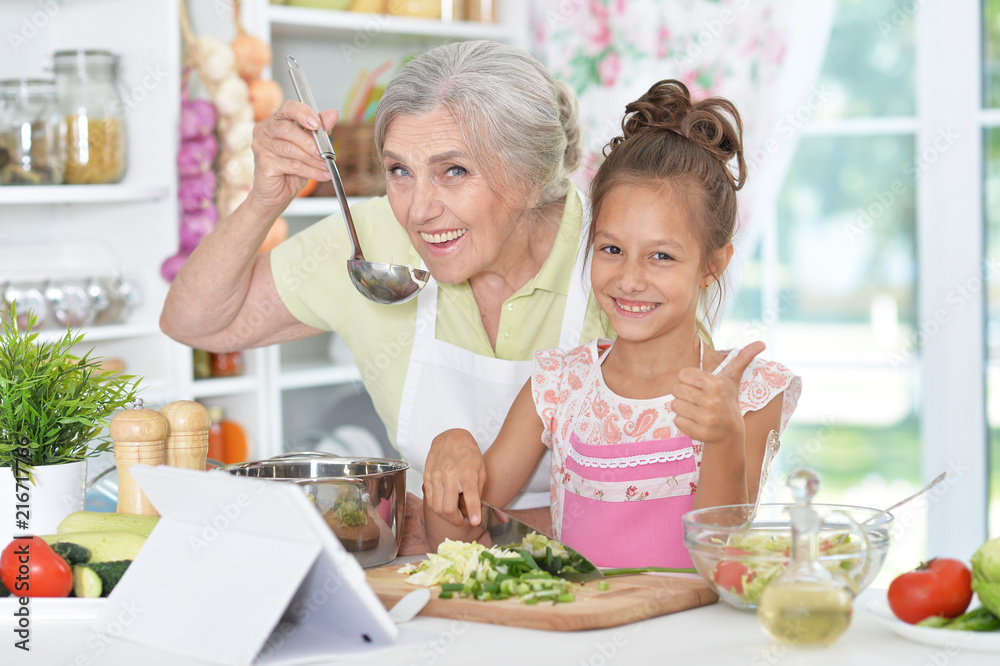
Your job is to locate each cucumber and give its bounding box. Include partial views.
[0,578,9,598]
[88,561,132,596]
[51,541,92,565]
[73,565,103,598]
[40,532,146,563]
[57,511,159,537]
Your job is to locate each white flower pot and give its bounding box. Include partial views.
[0,460,87,550]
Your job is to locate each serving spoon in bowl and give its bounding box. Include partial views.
[287,56,430,305]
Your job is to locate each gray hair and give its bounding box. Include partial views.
[374,40,582,210]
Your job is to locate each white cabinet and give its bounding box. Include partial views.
[0,0,527,462]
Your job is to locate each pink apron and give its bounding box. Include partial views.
[558,344,701,568]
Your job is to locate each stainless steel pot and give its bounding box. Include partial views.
[215,452,408,568]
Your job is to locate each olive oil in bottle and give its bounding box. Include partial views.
[757,468,859,647]
[758,581,852,646]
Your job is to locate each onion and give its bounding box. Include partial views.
[231,33,272,80]
[160,251,190,283]
[214,75,250,116]
[179,171,217,212]
[222,121,255,154]
[201,39,236,83]
[180,99,217,141]
[177,135,219,177]
[179,207,218,252]
[221,151,255,187]
[249,78,283,121]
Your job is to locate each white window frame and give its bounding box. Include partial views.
[916,0,989,553]
[749,2,990,554]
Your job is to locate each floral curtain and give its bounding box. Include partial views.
[531,0,837,295]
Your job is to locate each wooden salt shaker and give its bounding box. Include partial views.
[111,397,169,516]
[160,400,210,470]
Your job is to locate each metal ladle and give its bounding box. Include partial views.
[287,56,430,305]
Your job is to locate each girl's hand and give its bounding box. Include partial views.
[672,342,765,446]
[247,101,337,219]
[423,429,487,528]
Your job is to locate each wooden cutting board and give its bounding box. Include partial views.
[366,565,718,631]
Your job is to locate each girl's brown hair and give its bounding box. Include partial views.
[587,79,747,336]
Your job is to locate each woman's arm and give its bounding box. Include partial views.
[423,378,547,550]
[159,102,336,352]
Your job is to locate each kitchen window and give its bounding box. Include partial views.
[718,0,994,577]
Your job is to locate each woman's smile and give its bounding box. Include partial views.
[419,228,469,255]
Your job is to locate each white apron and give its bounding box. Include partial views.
[396,216,591,510]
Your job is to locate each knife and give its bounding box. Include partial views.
[464,497,604,583]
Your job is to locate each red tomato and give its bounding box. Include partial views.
[0,536,73,598]
[887,558,973,624]
[714,547,752,594]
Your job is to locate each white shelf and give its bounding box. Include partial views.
[283,196,367,218]
[32,322,164,344]
[268,5,509,40]
[191,375,261,398]
[0,184,170,206]
[278,363,362,390]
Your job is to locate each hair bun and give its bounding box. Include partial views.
[613,79,746,191]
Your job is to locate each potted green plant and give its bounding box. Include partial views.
[1,303,141,539]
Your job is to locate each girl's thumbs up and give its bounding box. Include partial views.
[721,341,766,381]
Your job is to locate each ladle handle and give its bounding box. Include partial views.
[286,55,364,262]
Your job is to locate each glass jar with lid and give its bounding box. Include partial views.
[0,78,66,185]
[52,49,127,184]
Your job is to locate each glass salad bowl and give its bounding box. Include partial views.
[683,503,893,611]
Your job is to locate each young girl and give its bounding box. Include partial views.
[422,80,801,568]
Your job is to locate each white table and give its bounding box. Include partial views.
[1,587,996,665]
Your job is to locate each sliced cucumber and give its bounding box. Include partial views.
[73,565,103,598]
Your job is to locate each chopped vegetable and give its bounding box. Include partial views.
[332,496,367,528]
[72,565,103,598]
[400,539,577,604]
[711,532,864,607]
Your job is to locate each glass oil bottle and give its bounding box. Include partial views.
[757,468,859,647]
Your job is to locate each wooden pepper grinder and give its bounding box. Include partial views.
[111,397,169,516]
[160,400,211,470]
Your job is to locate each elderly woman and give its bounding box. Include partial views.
[160,40,608,549]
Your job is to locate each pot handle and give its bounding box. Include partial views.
[289,475,371,504]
